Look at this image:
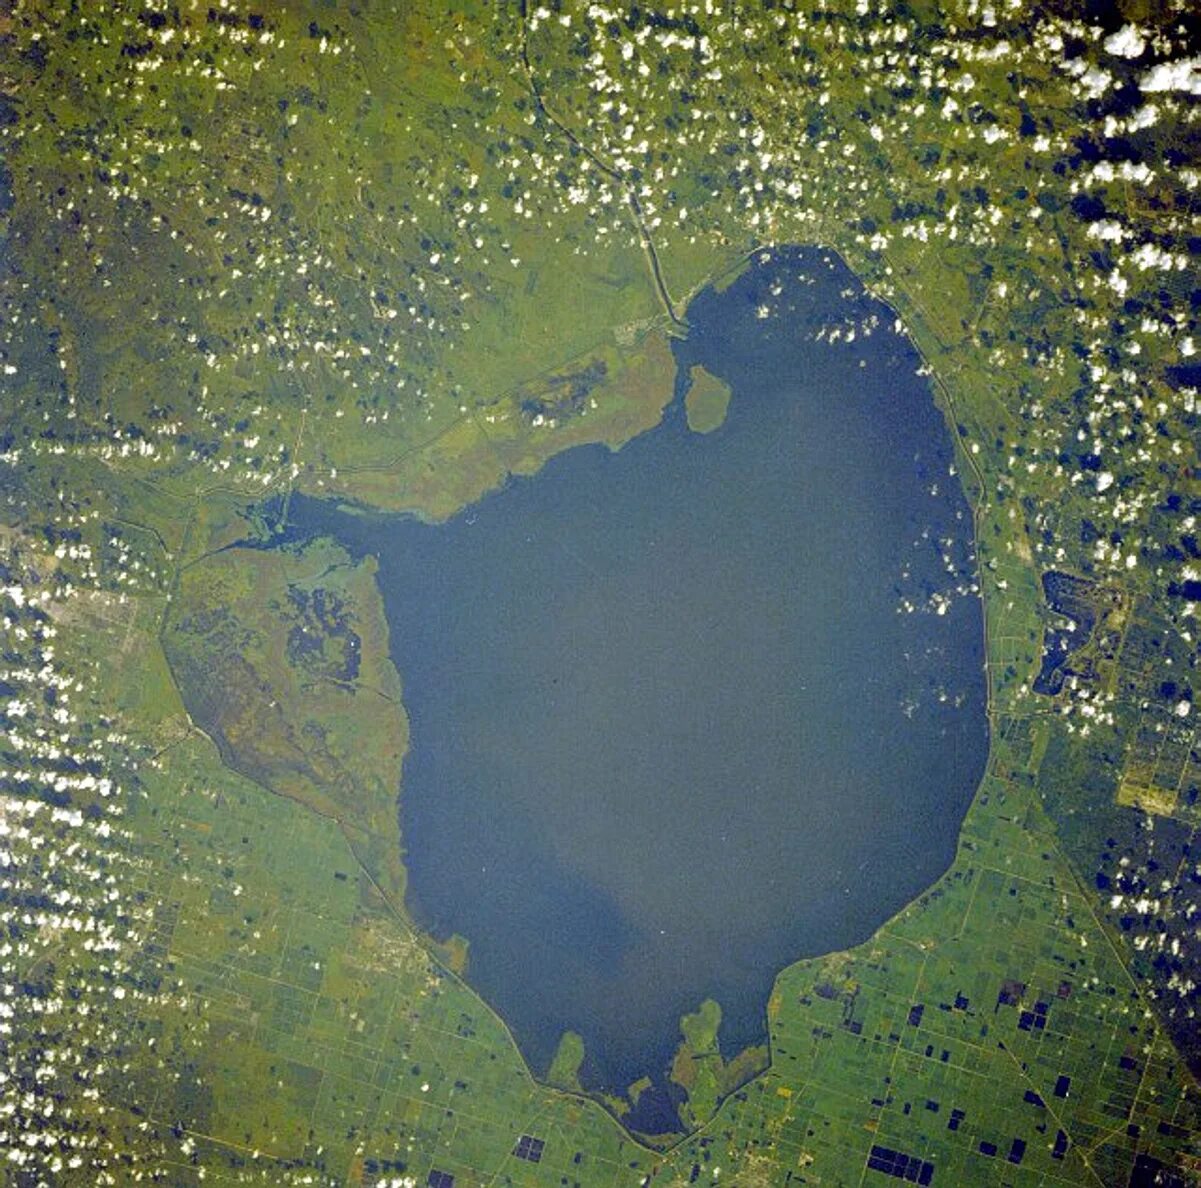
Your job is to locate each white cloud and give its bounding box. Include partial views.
[1104,25,1146,60]
[1079,65,1113,99]
[1128,103,1159,130]
[1087,219,1125,242]
[1140,57,1201,96]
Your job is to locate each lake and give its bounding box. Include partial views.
[288,246,989,1124]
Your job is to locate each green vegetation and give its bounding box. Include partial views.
[163,538,410,901]
[671,999,725,1129]
[683,365,733,435]
[3,0,1201,1182]
[670,1000,769,1132]
[547,1031,587,1094]
[626,1076,654,1108]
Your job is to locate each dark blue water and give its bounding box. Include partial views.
[288,247,988,1117]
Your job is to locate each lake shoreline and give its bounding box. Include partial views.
[281,245,990,1135]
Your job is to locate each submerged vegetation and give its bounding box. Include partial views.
[1,0,1200,1183]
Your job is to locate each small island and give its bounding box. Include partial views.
[683,364,732,434]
